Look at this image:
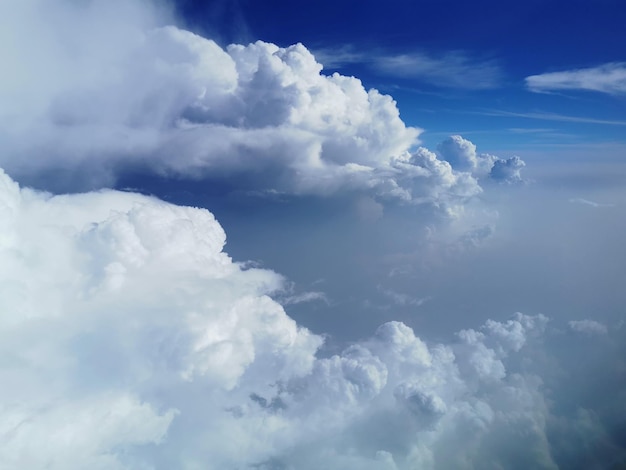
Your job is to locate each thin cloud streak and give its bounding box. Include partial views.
[480,110,626,127]
[526,62,626,95]
[314,46,502,90]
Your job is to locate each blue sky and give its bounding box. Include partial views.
[1,0,626,468]
[178,0,626,153]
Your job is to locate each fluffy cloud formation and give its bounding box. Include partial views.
[437,135,526,183]
[0,0,524,211]
[1,169,624,469]
[525,62,626,95]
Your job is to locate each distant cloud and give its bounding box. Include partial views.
[525,62,626,95]
[314,46,502,89]
[436,135,526,183]
[279,291,329,306]
[481,110,626,127]
[378,286,430,307]
[2,172,623,468]
[569,198,615,208]
[0,0,524,214]
[569,319,609,335]
[374,52,501,90]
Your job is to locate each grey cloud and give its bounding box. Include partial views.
[569,319,608,335]
[489,156,526,183]
[569,197,615,208]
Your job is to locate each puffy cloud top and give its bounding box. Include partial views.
[437,135,526,184]
[0,0,525,211]
[0,169,624,468]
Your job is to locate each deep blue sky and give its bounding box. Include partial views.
[177,0,626,155]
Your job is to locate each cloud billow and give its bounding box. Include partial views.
[0,0,525,212]
[1,169,624,469]
[4,2,621,469]
[437,135,526,184]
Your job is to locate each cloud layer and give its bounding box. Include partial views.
[1,169,624,469]
[0,0,524,213]
[2,1,621,469]
[526,62,626,95]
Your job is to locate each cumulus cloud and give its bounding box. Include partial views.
[0,0,523,214]
[1,169,624,469]
[526,62,626,95]
[437,135,526,183]
[1,0,415,195]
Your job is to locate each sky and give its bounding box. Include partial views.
[1,0,626,469]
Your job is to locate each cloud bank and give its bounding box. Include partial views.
[2,1,621,469]
[0,0,524,213]
[1,169,625,469]
[525,62,626,95]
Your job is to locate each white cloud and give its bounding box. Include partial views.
[0,2,621,467]
[279,291,329,306]
[1,169,624,468]
[0,0,522,211]
[480,110,626,127]
[526,63,626,95]
[436,135,526,183]
[0,0,417,198]
[569,319,608,335]
[569,197,615,208]
[374,52,501,90]
[313,46,502,89]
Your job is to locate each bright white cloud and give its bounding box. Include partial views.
[0,0,523,212]
[436,135,526,183]
[0,2,620,467]
[0,0,415,197]
[1,169,624,469]
[525,62,626,95]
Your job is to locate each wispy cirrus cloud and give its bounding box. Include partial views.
[314,46,502,90]
[525,62,626,95]
[481,109,626,126]
[374,52,501,89]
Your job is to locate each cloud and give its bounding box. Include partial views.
[2,169,625,469]
[279,291,329,306]
[0,0,525,219]
[526,63,626,95]
[313,46,502,89]
[1,2,621,467]
[479,110,626,127]
[569,320,608,335]
[1,0,416,197]
[569,197,615,208]
[436,135,526,183]
[489,156,526,184]
[374,52,501,90]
